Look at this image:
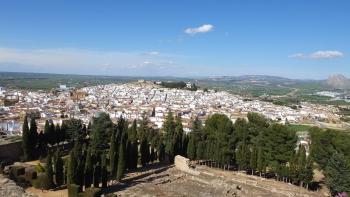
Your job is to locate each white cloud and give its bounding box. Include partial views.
[289,50,344,59]
[288,53,305,59]
[309,50,344,59]
[185,24,214,35]
[143,51,160,56]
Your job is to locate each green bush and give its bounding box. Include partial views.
[84,188,101,197]
[68,184,80,197]
[32,173,53,190]
[35,163,45,173]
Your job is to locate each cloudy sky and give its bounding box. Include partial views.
[0,0,349,79]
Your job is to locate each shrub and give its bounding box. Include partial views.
[84,188,102,197]
[35,163,45,173]
[32,173,53,190]
[68,184,80,197]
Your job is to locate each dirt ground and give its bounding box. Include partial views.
[108,165,326,197]
[25,164,328,197]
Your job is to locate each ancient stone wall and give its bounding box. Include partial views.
[174,155,200,176]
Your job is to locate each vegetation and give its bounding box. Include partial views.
[19,111,350,195]
[309,127,350,195]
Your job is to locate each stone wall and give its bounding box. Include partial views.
[174,155,200,176]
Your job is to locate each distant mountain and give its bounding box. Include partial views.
[325,74,350,89]
[206,75,293,82]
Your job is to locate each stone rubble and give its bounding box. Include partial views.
[0,174,37,197]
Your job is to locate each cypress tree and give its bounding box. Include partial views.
[84,148,93,188]
[24,117,38,160]
[67,150,77,185]
[164,111,175,163]
[128,120,138,141]
[93,156,101,188]
[130,141,138,170]
[187,134,196,160]
[37,131,47,159]
[101,154,108,188]
[140,137,150,166]
[158,142,165,163]
[30,118,38,141]
[109,131,118,177]
[150,146,155,163]
[174,115,184,156]
[55,124,61,144]
[116,136,126,180]
[55,151,64,186]
[46,152,54,188]
[182,134,189,157]
[49,122,55,145]
[44,120,50,143]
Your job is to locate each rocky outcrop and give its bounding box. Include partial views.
[0,174,37,197]
[325,74,350,89]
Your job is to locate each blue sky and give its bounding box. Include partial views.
[0,0,349,79]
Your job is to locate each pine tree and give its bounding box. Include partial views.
[249,146,257,175]
[91,113,114,153]
[236,143,249,170]
[325,153,350,195]
[256,146,264,176]
[297,145,307,186]
[303,158,314,189]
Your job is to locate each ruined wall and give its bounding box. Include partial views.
[174,155,200,176]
